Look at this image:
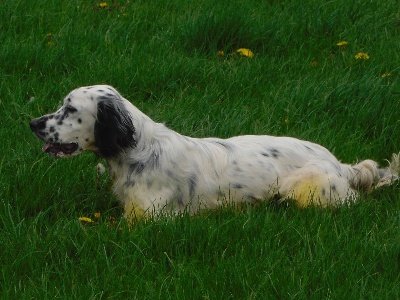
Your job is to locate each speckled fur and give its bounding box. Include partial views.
[30,85,400,220]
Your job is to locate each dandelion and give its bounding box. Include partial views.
[94,212,101,219]
[99,2,107,8]
[79,217,94,223]
[336,41,348,47]
[217,50,224,57]
[355,52,370,60]
[236,48,254,58]
[45,33,54,47]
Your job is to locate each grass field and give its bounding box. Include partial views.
[1,0,400,298]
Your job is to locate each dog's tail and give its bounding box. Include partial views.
[373,153,399,189]
[349,153,399,191]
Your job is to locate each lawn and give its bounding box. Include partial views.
[1,0,399,298]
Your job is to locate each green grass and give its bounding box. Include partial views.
[1,0,400,298]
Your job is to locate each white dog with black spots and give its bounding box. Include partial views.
[30,85,399,221]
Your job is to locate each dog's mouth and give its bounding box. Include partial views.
[42,142,79,157]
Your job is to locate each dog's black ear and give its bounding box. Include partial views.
[94,97,136,158]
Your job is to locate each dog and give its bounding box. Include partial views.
[30,85,399,221]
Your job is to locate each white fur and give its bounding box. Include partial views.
[30,85,399,220]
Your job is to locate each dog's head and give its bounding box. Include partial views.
[30,85,136,158]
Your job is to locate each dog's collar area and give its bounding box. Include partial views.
[42,142,78,157]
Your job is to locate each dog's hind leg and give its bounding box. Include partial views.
[278,167,358,208]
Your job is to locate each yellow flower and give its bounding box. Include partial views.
[236,48,254,58]
[336,41,348,47]
[355,52,370,60]
[99,2,107,8]
[79,217,94,223]
[381,73,391,78]
[94,212,101,219]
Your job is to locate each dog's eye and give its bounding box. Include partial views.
[65,106,78,113]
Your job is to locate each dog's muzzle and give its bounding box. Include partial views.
[30,117,79,157]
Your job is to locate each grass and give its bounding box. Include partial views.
[1,0,400,298]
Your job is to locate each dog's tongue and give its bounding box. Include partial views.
[42,143,78,155]
[42,143,61,154]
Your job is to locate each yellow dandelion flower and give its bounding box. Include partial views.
[99,2,107,8]
[94,212,101,219]
[381,73,391,78]
[236,48,254,58]
[217,50,224,57]
[79,217,94,223]
[336,41,348,47]
[355,52,370,60]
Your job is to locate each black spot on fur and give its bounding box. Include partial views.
[261,152,270,157]
[30,117,47,132]
[305,145,315,153]
[53,132,59,141]
[176,188,185,208]
[124,179,136,187]
[49,126,55,133]
[233,183,244,189]
[214,140,232,151]
[331,184,337,192]
[147,150,161,169]
[130,162,145,174]
[94,97,137,158]
[66,106,77,114]
[188,174,197,198]
[268,148,281,158]
[128,150,160,177]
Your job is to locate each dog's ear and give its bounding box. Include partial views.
[94,97,137,158]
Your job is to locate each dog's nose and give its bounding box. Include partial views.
[30,118,46,132]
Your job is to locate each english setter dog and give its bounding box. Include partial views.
[30,85,399,221]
